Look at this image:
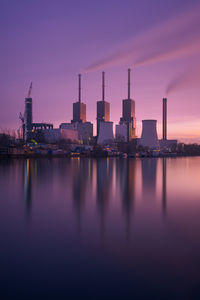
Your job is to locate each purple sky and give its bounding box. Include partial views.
[1,0,200,142]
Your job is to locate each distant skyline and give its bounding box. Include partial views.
[1,0,200,143]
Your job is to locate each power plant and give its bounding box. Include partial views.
[20,69,177,150]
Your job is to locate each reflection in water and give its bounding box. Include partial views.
[96,158,113,239]
[21,158,167,225]
[162,158,167,216]
[117,159,136,241]
[72,158,87,233]
[141,158,158,199]
[2,157,200,299]
[24,159,32,216]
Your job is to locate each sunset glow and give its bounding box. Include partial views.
[1,0,200,143]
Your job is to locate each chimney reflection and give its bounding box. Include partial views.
[162,158,167,216]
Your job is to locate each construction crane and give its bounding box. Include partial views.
[27,82,32,98]
[19,112,25,141]
[19,82,32,129]
[19,111,24,123]
[18,82,32,141]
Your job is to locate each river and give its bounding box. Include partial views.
[0,157,200,299]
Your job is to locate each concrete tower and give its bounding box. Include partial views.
[119,69,136,141]
[25,97,32,142]
[163,98,167,140]
[24,82,33,142]
[72,74,86,123]
[140,120,159,149]
[96,72,110,136]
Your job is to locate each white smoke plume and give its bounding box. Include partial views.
[84,4,200,72]
[166,65,200,95]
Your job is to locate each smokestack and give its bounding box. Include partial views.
[128,68,131,100]
[78,74,81,103]
[163,98,167,140]
[102,71,105,101]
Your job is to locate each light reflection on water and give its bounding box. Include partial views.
[0,157,200,299]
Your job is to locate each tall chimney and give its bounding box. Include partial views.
[102,71,105,102]
[78,74,81,103]
[128,68,131,100]
[163,98,167,140]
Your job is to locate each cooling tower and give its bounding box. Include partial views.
[97,121,114,144]
[140,120,160,149]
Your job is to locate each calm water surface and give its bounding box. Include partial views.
[0,157,200,299]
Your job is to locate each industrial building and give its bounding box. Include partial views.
[65,74,93,143]
[159,139,177,150]
[60,122,93,143]
[72,74,86,123]
[116,69,136,142]
[22,83,53,142]
[43,128,78,143]
[96,72,114,144]
[115,123,127,142]
[96,72,110,137]
[32,123,53,131]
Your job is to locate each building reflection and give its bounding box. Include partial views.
[141,158,158,200]
[23,159,32,217]
[116,159,136,241]
[96,158,113,239]
[71,158,90,233]
[23,158,54,219]
[141,157,167,216]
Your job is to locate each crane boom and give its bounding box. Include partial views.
[27,82,32,98]
[19,112,24,123]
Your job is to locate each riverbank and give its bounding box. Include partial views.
[0,152,198,159]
